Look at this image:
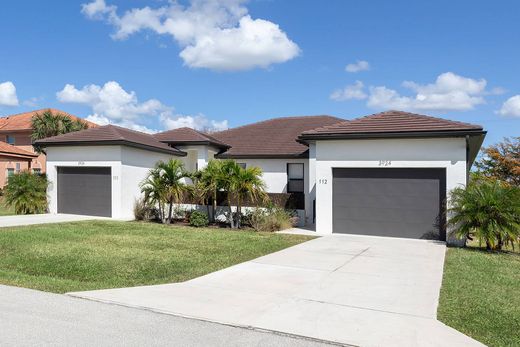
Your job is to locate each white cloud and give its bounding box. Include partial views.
[57,81,171,121]
[345,60,370,73]
[0,81,19,106]
[367,72,488,111]
[57,81,227,133]
[497,95,520,117]
[160,114,228,132]
[80,0,300,71]
[330,81,367,101]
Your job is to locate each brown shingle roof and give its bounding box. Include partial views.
[154,127,230,150]
[300,110,484,139]
[35,125,186,156]
[0,142,38,159]
[0,108,97,132]
[212,115,344,158]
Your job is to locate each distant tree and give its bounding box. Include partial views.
[475,137,519,186]
[31,109,89,153]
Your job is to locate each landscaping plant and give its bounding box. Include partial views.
[189,210,209,227]
[449,179,520,250]
[140,159,189,224]
[4,171,49,214]
[249,206,295,232]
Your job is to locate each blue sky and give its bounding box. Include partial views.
[0,0,518,145]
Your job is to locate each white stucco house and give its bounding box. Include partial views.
[35,110,486,241]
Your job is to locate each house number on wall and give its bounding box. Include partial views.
[378,160,392,166]
[78,161,85,166]
[318,179,328,184]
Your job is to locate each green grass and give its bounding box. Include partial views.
[0,220,312,293]
[0,196,15,216]
[438,246,520,347]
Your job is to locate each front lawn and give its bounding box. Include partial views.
[0,220,312,293]
[0,196,15,216]
[438,246,520,347]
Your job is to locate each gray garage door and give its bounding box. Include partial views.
[57,167,112,217]
[333,168,446,240]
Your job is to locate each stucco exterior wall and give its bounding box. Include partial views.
[46,145,173,219]
[312,137,467,235]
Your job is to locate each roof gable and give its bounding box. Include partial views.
[35,125,185,156]
[211,115,344,158]
[154,127,230,149]
[300,111,483,139]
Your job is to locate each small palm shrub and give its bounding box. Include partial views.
[4,171,48,214]
[189,211,209,227]
[250,206,294,232]
[449,179,520,250]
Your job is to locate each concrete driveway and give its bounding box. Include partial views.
[69,235,484,347]
[0,213,109,228]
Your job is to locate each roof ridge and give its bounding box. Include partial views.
[212,115,342,135]
[361,110,482,128]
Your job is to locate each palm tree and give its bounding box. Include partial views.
[199,160,224,223]
[231,166,268,228]
[156,159,189,224]
[216,160,267,228]
[449,179,520,250]
[31,109,89,153]
[140,167,166,222]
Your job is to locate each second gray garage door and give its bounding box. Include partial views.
[333,168,446,240]
[57,167,112,217]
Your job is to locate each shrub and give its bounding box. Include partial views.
[449,179,520,250]
[4,171,48,214]
[133,198,157,221]
[190,210,209,227]
[250,207,294,232]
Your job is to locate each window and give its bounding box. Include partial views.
[33,168,41,174]
[6,168,14,182]
[15,163,20,172]
[287,163,304,193]
[6,135,15,145]
[237,163,246,169]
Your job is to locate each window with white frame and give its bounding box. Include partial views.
[15,163,20,172]
[6,168,14,182]
[237,163,246,169]
[287,163,304,193]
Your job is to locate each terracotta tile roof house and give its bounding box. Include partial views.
[36,110,486,243]
[0,108,97,131]
[0,142,38,159]
[0,108,96,188]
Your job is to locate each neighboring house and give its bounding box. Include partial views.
[0,109,95,188]
[35,111,486,241]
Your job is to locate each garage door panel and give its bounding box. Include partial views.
[57,167,112,217]
[333,168,445,240]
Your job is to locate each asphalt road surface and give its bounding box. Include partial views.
[0,285,333,347]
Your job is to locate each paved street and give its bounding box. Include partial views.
[0,285,333,347]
